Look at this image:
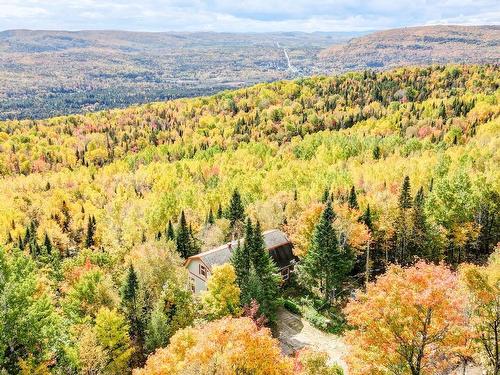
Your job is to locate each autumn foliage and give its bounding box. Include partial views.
[133,317,293,375]
[344,261,471,375]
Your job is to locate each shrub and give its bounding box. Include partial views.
[284,299,301,315]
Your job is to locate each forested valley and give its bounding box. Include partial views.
[0,65,498,374]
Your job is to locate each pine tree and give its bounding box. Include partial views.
[348,186,359,210]
[359,205,373,232]
[121,264,144,359]
[217,203,223,219]
[121,265,139,307]
[228,189,245,228]
[85,216,96,248]
[298,200,354,301]
[121,265,144,347]
[176,211,193,258]
[399,176,412,209]
[231,219,281,321]
[23,225,31,247]
[231,219,252,301]
[395,176,412,264]
[373,144,381,160]
[249,221,281,321]
[61,200,71,233]
[409,187,429,262]
[207,208,215,225]
[6,231,13,244]
[321,187,330,203]
[166,220,175,241]
[189,224,200,255]
[43,232,52,255]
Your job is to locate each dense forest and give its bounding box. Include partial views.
[0,65,498,374]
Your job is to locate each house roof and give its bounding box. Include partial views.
[185,229,292,270]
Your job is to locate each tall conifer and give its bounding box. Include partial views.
[228,189,245,227]
[299,200,354,301]
[166,220,175,241]
[348,186,359,210]
[176,211,192,258]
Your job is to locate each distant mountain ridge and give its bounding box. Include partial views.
[0,25,498,120]
[0,30,356,120]
[319,25,499,70]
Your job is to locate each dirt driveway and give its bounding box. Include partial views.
[275,308,484,375]
[275,307,348,372]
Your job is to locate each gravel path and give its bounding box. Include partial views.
[275,307,348,372]
[276,308,485,375]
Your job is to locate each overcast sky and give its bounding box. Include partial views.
[1,0,499,32]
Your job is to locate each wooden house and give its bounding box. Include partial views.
[185,229,298,293]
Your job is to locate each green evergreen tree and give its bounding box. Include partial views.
[231,218,253,301]
[231,219,280,321]
[61,200,71,233]
[176,211,195,258]
[399,176,412,209]
[121,265,138,306]
[166,220,175,241]
[359,205,373,232]
[6,231,13,244]
[207,208,214,225]
[217,203,223,219]
[373,144,381,160]
[249,221,281,321]
[298,200,354,301]
[348,186,359,210]
[121,264,143,355]
[43,232,52,255]
[228,189,245,228]
[321,187,330,203]
[409,187,429,262]
[84,215,96,248]
[395,176,413,264]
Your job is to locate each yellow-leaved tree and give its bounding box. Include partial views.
[94,307,135,375]
[201,263,241,319]
[134,317,293,375]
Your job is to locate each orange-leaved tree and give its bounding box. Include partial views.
[134,317,293,375]
[344,261,472,375]
[460,247,500,374]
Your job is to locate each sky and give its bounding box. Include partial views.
[0,0,499,32]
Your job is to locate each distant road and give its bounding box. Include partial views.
[276,41,298,73]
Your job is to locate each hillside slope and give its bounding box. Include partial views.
[1,26,499,120]
[0,65,498,373]
[319,25,500,70]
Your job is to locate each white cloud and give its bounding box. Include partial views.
[0,0,498,31]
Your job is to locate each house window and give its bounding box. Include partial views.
[189,277,195,293]
[199,264,208,278]
[281,267,289,281]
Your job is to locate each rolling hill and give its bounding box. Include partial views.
[0,30,356,120]
[0,26,498,121]
[319,25,499,70]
